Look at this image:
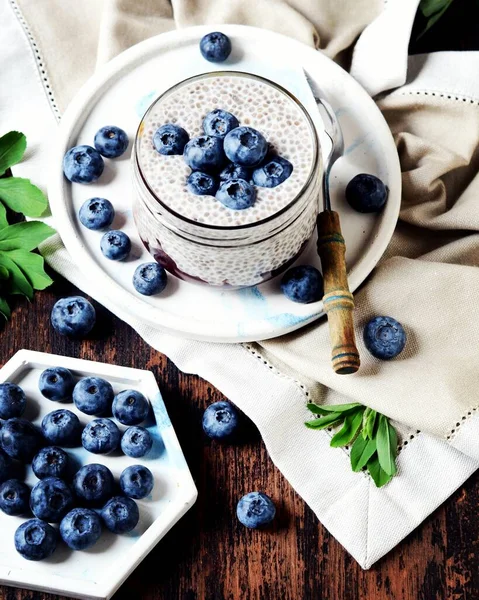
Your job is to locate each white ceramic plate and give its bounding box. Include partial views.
[49,25,401,343]
[0,350,197,600]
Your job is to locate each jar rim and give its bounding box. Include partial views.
[134,70,320,232]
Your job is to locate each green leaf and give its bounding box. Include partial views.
[0,201,7,230]
[305,411,345,430]
[0,131,26,176]
[367,454,393,488]
[418,0,454,38]
[0,296,11,319]
[0,254,33,299]
[376,415,398,476]
[0,177,48,217]
[330,408,365,448]
[350,436,377,472]
[0,265,9,280]
[363,409,378,440]
[0,221,55,251]
[311,402,362,414]
[6,250,53,290]
[307,403,330,416]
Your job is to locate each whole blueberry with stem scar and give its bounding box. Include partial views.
[63,145,104,184]
[39,367,75,402]
[199,32,232,63]
[0,383,26,419]
[51,296,96,337]
[14,519,57,561]
[94,126,129,158]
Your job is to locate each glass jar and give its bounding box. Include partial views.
[132,71,321,289]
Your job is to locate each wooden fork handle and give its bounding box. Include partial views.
[316,211,360,375]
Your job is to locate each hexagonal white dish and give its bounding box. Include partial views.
[0,350,197,600]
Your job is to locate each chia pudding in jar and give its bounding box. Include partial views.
[132,71,321,288]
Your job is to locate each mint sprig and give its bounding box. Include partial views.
[305,403,399,487]
[0,131,55,318]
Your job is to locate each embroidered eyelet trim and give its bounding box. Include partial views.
[400,90,479,105]
[8,0,61,121]
[446,407,478,441]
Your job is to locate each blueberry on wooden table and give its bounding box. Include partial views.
[199,32,232,63]
[153,124,189,156]
[203,109,239,138]
[63,145,104,184]
[121,426,153,458]
[60,508,102,550]
[15,519,57,561]
[73,463,114,505]
[236,492,276,529]
[280,265,323,304]
[133,262,168,296]
[73,376,114,416]
[0,382,26,419]
[39,367,75,402]
[100,230,131,261]
[79,197,115,230]
[120,465,154,499]
[202,401,239,440]
[0,418,42,462]
[216,179,256,210]
[32,446,69,480]
[183,135,226,172]
[94,125,129,158]
[51,296,96,337]
[30,477,74,523]
[41,409,82,447]
[252,155,293,188]
[101,496,139,534]
[112,389,150,426]
[223,126,268,167]
[82,418,121,454]
[346,173,388,213]
[363,316,406,360]
[0,479,30,516]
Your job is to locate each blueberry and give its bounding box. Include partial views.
[223,127,268,167]
[0,382,26,419]
[39,367,75,402]
[60,508,102,550]
[0,479,30,515]
[41,410,81,447]
[32,447,69,480]
[186,171,219,196]
[199,32,232,63]
[30,477,74,523]
[94,126,129,158]
[100,230,131,261]
[51,296,96,337]
[121,426,153,458]
[216,179,256,210]
[183,136,225,172]
[73,377,114,416]
[202,401,239,440]
[236,492,276,528]
[219,163,251,182]
[153,124,189,156]
[79,198,115,230]
[82,418,121,454]
[133,262,167,296]
[101,496,139,534]
[363,316,406,360]
[73,463,114,505]
[252,155,293,188]
[15,519,57,561]
[0,449,11,483]
[112,390,150,426]
[0,418,42,462]
[346,174,388,213]
[120,465,154,499]
[280,266,323,304]
[203,110,239,138]
[63,145,104,184]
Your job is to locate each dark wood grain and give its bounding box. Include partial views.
[1,274,479,600]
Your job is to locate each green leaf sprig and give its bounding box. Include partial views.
[0,131,55,319]
[418,0,455,38]
[305,403,398,487]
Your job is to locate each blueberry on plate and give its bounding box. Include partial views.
[39,367,75,402]
[223,127,268,167]
[15,519,57,561]
[153,124,189,156]
[216,178,256,210]
[73,463,114,505]
[63,145,104,184]
[203,109,239,138]
[112,389,150,426]
[202,401,239,440]
[30,477,74,523]
[0,449,11,484]
[183,135,225,172]
[82,418,121,454]
[219,163,251,183]
[199,32,232,63]
[121,426,153,458]
[252,155,293,188]
[60,508,102,550]
[0,382,26,419]
[236,492,276,528]
[94,126,129,158]
[73,376,114,416]
[280,265,323,304]
[0,479,30,516]
[100,230,131,261]
[79,197,115,231]
[132,262,167,296]
[186,171,219,196]
[32,446,69,480]
[120,465,154,499]
[0,418,42,462]
[51,296,96,337]
[363,316,406,360]
[345,173,389,213]
[101,496,139,534]
[41,409,82,447]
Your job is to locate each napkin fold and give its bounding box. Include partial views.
[4,0,479,568]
